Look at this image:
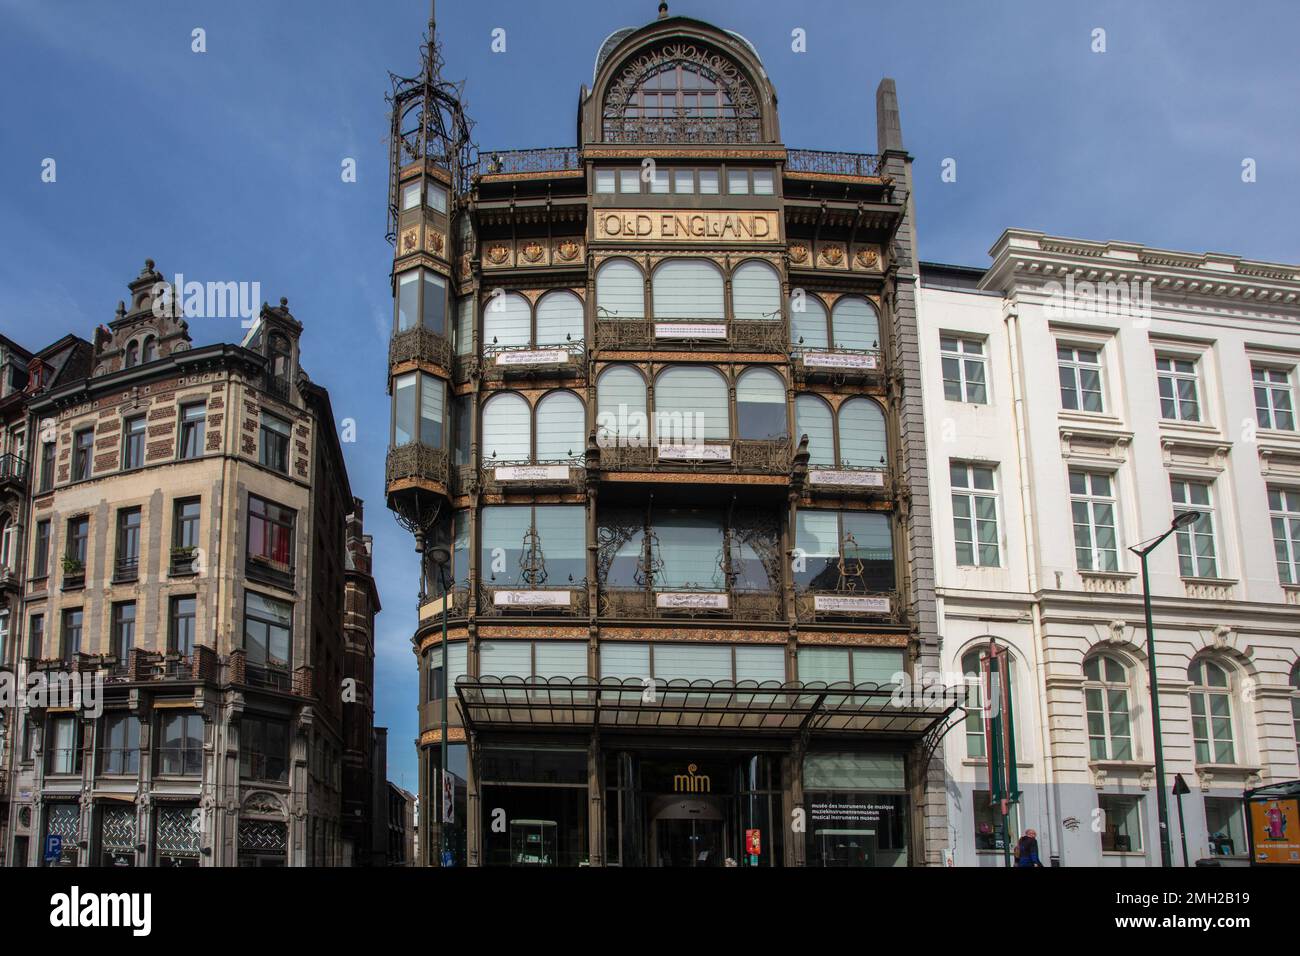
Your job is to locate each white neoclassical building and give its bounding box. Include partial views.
[917,230,1300,867]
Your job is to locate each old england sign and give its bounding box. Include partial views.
[596,209,781,243]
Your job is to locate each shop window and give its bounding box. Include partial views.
[99,714,140,775]
[1098,793,1144,853]
[805,753,908,867]
[1204,796,1246,857]
[480,747,589,866]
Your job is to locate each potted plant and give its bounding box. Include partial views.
[61,556,84,575]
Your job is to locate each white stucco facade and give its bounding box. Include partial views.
[918,230,1300,867]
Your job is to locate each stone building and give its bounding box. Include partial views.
[384,5,949,867]
[920,232,1300,866]
[342,502,381,865]
[0,332,94,865]
[3,259,372,867]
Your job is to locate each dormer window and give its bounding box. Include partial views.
[142,335,158,363]
[124,341,139,369]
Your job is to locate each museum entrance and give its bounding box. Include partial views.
[649,795,727,867]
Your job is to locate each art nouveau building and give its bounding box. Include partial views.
[4,260,372,867]
[919,232,1300,866]
[385,6,949,867]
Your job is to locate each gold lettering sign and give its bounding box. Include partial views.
[673,763,712,793]
[596,210,781,244]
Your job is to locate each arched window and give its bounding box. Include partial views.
[838,398,887,468]
[655,366,728,443]
[831,296,881,351]
[1188,658,1236,765]
[731,261,781,322]
[124,341,139,369]
[961,646,1017,758]
[595,259,644,320]
[536,291,584,346]
[652,260,724,321]
[794,395,834,467]
[482,292,531,348]
[142,335,158,363]
[792,295,830,350]
[736,368,787,440]
[1083,654,1133,760]
[535,391,585,461]
[481,392,530,461]
[0,513,11,569]
[596,365,647,447]
[268,333,291,380]
[601,50,763,144]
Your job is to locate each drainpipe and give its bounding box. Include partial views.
[1004,303,1063,863]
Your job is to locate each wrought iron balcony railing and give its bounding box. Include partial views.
[595,319,786,353]
[794,589,901,625]
[593,438,791,476]
[480,341,586,382]
[601,118,763,146]
[386,442,450,488]
[476,147,583,177]
[597,587,782,622]
[390,326,454,372]
[786,149,882,178]
[478,584,590,617]
[476,459,587,495]
[0,453,29,489]
[792,346,885,384]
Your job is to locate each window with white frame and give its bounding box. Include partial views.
[1083,654,1133,760]
[1268,487,1300,585]
[1098,793,1143,853]
[940,336,987,403]
[1069,470,1119,571]
[1155,355,1201,422]
[950,462,999,567]
[1171,478,1218,578]
[1057,344,1104,413]
[1253,367,1295,431]
[960,647,1017,758]
[1188,658,1236,765]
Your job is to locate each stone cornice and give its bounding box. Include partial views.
[982,228,1300,312]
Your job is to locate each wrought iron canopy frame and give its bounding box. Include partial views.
[455,675,959,738]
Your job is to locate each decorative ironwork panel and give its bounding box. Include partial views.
[595,320,654,351]
[732,592,782,621]
[733,439,792,475]
[389,326,454,371]
[386,443,450,486]
[794,590,901,625]
[480,460,586,495]
[238,820,287,852]
[477,147,581,177]
[477,585,590,617]
[602,43,762,144]
[100,805,136,851]
[730,321,786,353]
[155,806,201,855]
[47,803,80,840]
[786,149,882,178]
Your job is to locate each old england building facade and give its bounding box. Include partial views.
[386,7,948,867]
[0,261,378,867]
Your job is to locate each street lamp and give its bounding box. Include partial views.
[1128,509,1201,868]
[429,543,451,867]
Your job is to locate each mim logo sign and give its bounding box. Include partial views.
[49,887,151,937]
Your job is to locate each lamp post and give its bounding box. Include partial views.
[1128,509,1201,869]
[429,544,451,867]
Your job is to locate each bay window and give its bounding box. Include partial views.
[392,372,445,448]
[395,267,447,336]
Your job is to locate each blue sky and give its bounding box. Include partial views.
[2,0,1297,792]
